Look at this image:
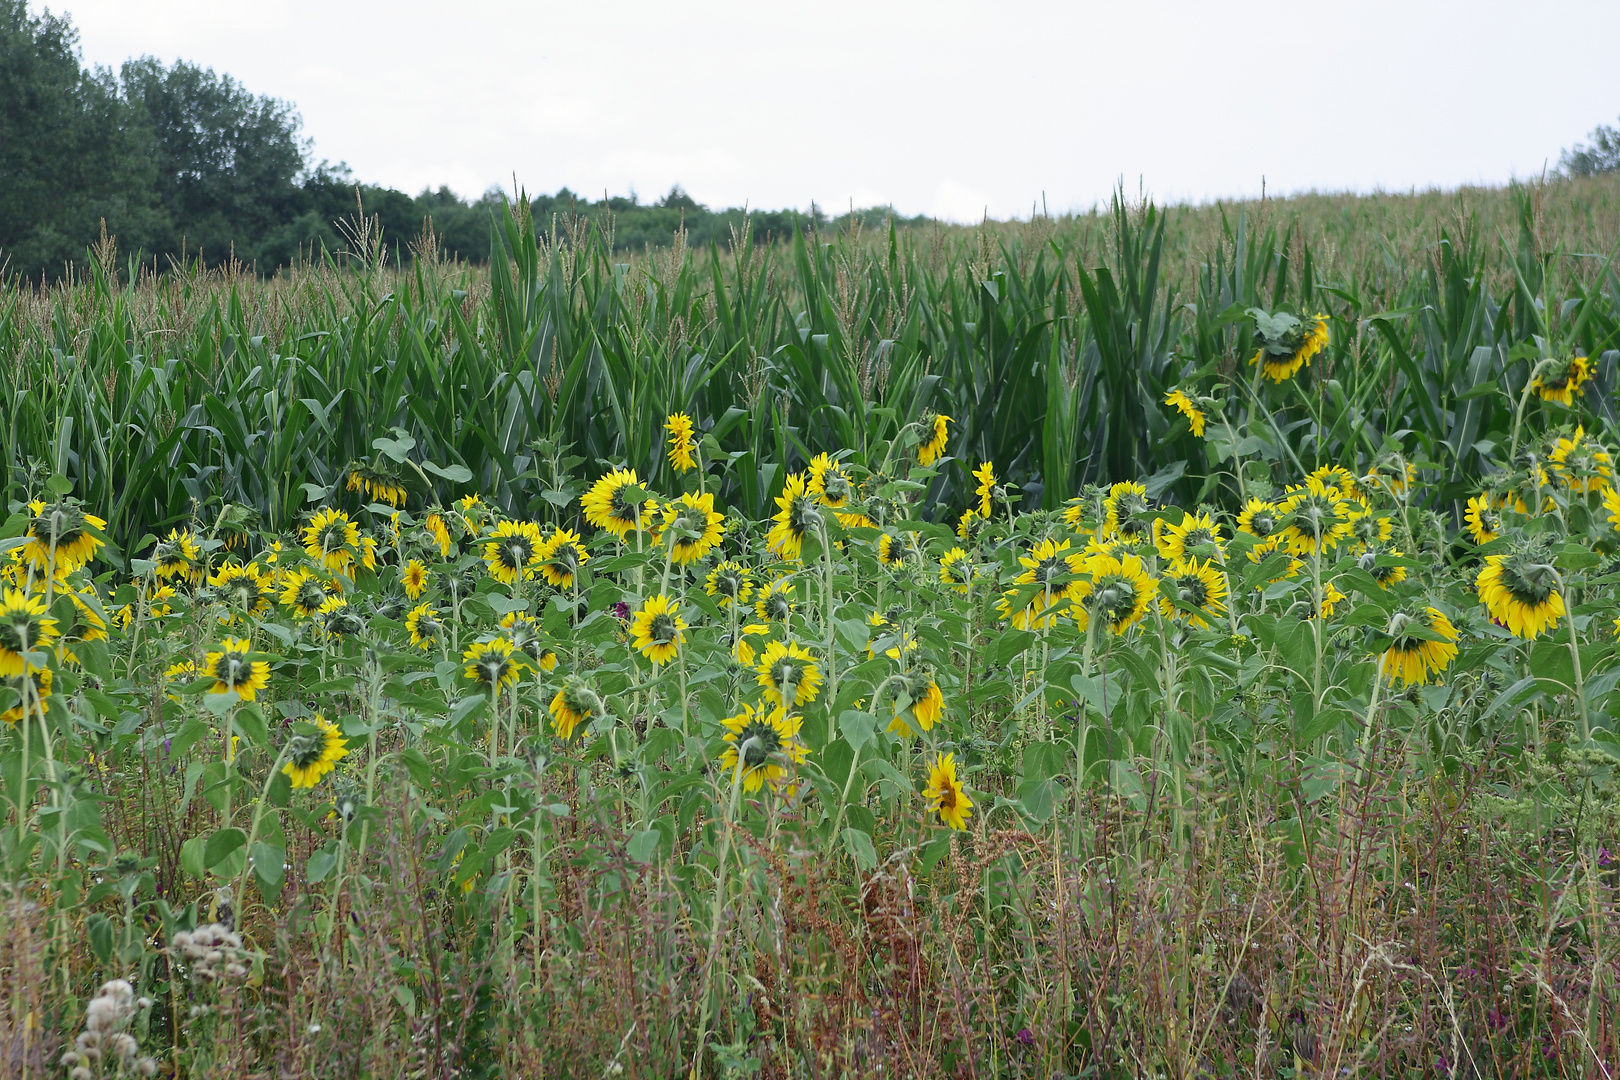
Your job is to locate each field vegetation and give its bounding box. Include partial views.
[3,174,1620,1078]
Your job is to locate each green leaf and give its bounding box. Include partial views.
[203,827,247,870]
[842,826,877,870]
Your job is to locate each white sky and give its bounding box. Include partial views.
[36,0,1620,222]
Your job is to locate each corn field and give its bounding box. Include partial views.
[3,177,1620,1078]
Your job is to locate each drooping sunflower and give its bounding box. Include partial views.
[209,562,271,618]
[500,610,557,670]
[302,508,360,574]
[1158,559,1228,629]
[1248,310,1329,383]
[423,511,454,557]
[1278,477,1353,557]
[768,473,819,561]
[755,576,795,624]
[939,547,974,594]
[153,528,204,587]
[202,638,270,702]
[1378,608,1459,687]
[705,561,755,609]
[888,668,944,738]
[1071,552,1157,635]
[1477,548,1565,639]
[582,468,657,541]
[2,667,52,724]
[406,603,443,650]
[658,492,725,565]
[923,754,973,831]
[630,594,688,665]
[537,527,590,587]
[483,520,544,585]
[0,589,58,677]
[1531,355,1593,406]
[1154,510,1225,562]
[917,412,951,467]
[1464,493,1503,545]
[281,715,349,789]
[1548,426,1613,492]
[1102,481,1151,544]
[807,452,857,508]
[719,701,809,794]
[1164,388,1206,437]
[666,412,698,473]
[345,466,407,509]
[1236,497,1280,539]
[21,500,106,574]
[756,640,823,706]
[549,678,603,741]
[463,637,527,694]
[973,462,997,518]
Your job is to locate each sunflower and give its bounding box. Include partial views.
[483,520,544,585]
[630,594,687,665]
[402,558,430,600]
[1345,509,1394,552]
[537,528,590,587]
[1164,388,1206,437]
[888,668,944,738]
[973,462,996,518]
[406,603,443,649]
[582,468,657,540]
[2,667,52,724]
[876,533,905,567]
[1307,580,1346,621]
[279,569,332,620]
[1236,498,1280,539]
[301,508,360,574]
[346,466,407,508]
[499,610,557,670]
[62,590,108,645]
[1359,460,1417,499]
[21,501,106,573]
[768,473,819,561]
[463,638,527,693]
[424,511,454,557]
[719,702,809,794]
[705,561,755,609]
[835,510,876,530]
[956,507,982,540]
[549,679,603,741]
[658,492,724,565]
[733,623,769,667]
[209,562,271,618]
[359,536,379,572]
[866,611,917,660]
[923,754,973,831]
[1245,538,1303,584]
[807,452,856,508]
[990,539,1072,630]
[1361,547,1408,588]
[1548,427,1613,492]
[1249,310,1329,383]
[756,640,822,706]
[1154,510,1225,562]
[1477,548,1565,639]
[939,547,974,594]
[755,577,795,623]
[1071,552,1157,635]
[0,589,58,677]
[1062,496,1094,531]
[1605,486,1620,532]
[1378,608,1459,687]
[1278,477,1353,557]
[1464,494,1503,545]
[1158,559,1227,628]
[281,715,349,789]
[918,412,951,466]
[202,638,271,702]
[1102,481,1151,543]
[1531,355,1593,406]
[666,412,697,473]
[153,528,204,587]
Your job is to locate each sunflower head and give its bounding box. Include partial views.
[768,474,820,561]
[808,453,856,508]
[346,465,407,509]
[549,678,603,741]
[1464,493,1504,545]
[917,412,951,466]
[923,753,973,831]
[282,715,349,789]
[658,492,724,565]
[666,413,698,473]
[888,667,945,737]
[537,528,590,587]
[1103,481,1150,542]
[1164,388,1206,437]
[1532,355,1593,406]
[1278,477,1353,556]
[1378,607,1459,687]
[755,577,795,623]
[202,638,271,702]
[720,701,808,794]
[1158,558,1228,628]
[153,528,204,586]
[939,547,974,593]
[582,469,657,540]
[630,594,687,665]
[1072,553,1156,635]
[303,508,360,572]
[1248,309,1328,383]
[22,500,106,573]
[463,637,527,693]
[1477,543,1565,639]
[756,640,822,706]
[0,589,59,677]
[406,603,443,649]
[483,520,543,584]
[705,561,755,608]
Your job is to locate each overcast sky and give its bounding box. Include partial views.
[37,0,1620,221]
